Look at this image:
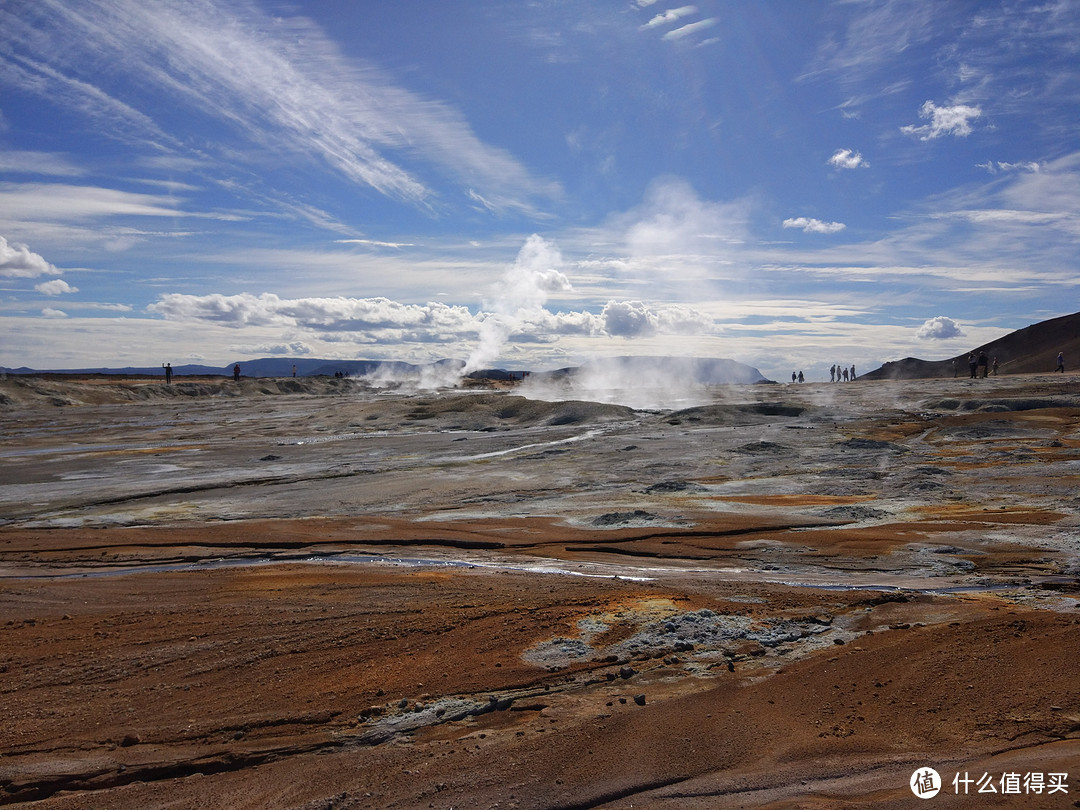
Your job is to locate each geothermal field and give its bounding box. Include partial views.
[1,371,1079,809]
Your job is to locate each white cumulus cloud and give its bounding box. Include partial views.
[828,149,869,170]
[915,315,965,340]
[0,235,59,278]
[603,300,655,338]
[901,101,981,140]
[783,217,846,234]
[35,279,78,295]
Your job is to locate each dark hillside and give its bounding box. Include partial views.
[863,311,1080,380]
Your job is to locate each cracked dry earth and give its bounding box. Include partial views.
[1,373,1079,809]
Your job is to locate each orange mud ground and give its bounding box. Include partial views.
[1,373,1079,808]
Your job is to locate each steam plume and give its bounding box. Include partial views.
[462,235,570,374]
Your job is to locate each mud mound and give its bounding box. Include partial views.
[402,393,635,429]
[667,402,805,426]
[924,396,1079,412]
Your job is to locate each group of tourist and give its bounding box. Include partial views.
[829,364,856,382]
[962,351,999,378]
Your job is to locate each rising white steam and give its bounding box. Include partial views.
[462,235,571,374]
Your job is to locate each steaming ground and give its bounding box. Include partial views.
[1,372,1079,807]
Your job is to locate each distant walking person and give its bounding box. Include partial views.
[163,362,172,384]
[233,364,241,382]
[792,371,797,383]
[968,353,978,379]
[842,367,849,382]
[850,364,856,381]
[830,365,836,383]
[798,371,804,383]
[1057,352,1065,373]
[992,357,999,376]
[978,351,989,378]
[292,364,297,378]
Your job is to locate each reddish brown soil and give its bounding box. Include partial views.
[2,374,1079,808]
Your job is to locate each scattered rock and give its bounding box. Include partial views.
[645,480,706,494]
[734,441,790,455]
[592,510,661,526]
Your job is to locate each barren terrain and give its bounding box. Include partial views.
[1,372,1079,808]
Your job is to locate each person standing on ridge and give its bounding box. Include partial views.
[1057,352,1065,373]
[968,353,978,378]
[163,363,172,384]
[978,351,989,378]
[233,364,241,382]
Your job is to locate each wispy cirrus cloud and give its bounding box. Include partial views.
[662,18,717,41]
[641,6,698,30]
[804,0,939,79]
[0,151,84,177]
[0,183,187,222]
[0,0,559,217]
[976,160,1041,174]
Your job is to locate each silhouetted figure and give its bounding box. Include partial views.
[792,371,797,383]
[1057,352,1065,373]
[968,353,977,379]
[798,371,804,383]
[292,364,297,378]
[233,364,241,382]
[163,362,172,384]
[830,365,836,383]
[978,351,989,378]
[850,364,856,381]
[992,357,999,376]
[842,367,849,382]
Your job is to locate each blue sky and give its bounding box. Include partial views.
[1,0,1078,381]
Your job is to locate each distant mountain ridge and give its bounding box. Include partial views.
[4,358,459,379]
[5,354,769,385]
[862,311,1080,380]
